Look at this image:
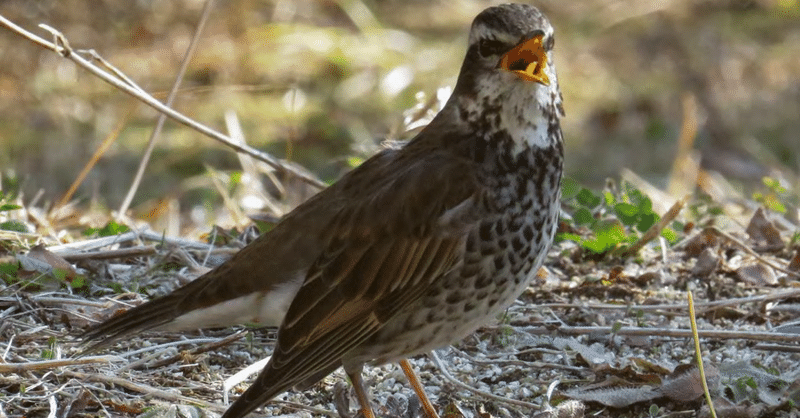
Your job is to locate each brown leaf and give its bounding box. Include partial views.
[692,248,720,277]
[684,228,720,257]
[736,263,777,286]
[18,244,77,280]
[787,248,800,272]
[564,376,659,407]
[658,364,718,402]
[745,207,783,249]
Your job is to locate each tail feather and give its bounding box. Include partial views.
[79,292,184,354]
[79,270,301,354]
[78,268,222,354]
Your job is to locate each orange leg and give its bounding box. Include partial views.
[347,368,376,418]
[399,358,440,418]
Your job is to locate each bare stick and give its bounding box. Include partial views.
[0,356,120,374]
[620,195,686,257]
[534,288,800,314]
[688,291,717,418]
[57,105,135,208]
[133,331,246,370]
[0,13,325,189]
[515,324,800,344]
[117,0,215,219]
[61,370,338,416]
[63,369,226,412]
[57,245,157,261]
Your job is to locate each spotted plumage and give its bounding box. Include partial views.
[82,4,564,418]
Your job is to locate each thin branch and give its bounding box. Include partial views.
[620,195,686,257]
[63,369,226,412]
[688,291,717,418]
[0,355,121,374]
[57,245,156,261]
[533,288,800,314]
[0,13,325,189]
[117,0,215,219]
[517,324,800,344]
[61,369,338,416]
[57,104,136,208]
[131,331,246,371]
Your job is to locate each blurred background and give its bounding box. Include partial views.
[0,0,798,234]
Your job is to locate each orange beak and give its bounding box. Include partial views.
[497,34,549,85]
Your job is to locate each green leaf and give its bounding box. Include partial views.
[581,238,611,253]
[614,202,640,226]
[637,212,659,232]
[765,197,787,213]
[557,232,582,243]
[347,156,365,168]
[763,176,787,194]
[86,220,131,237]
[576,188,601,208]
[229,171,243,193]
[0,220,28,233]
[649,404,660,417]
[661,227,678,243]
[52,268,68,281]
[598,223,626,243]
[611,321,623,333]
[742,376,757,389]
[603,190,616,207]
[0,203,21,212]
[0,262,19,276]
[637,195,653,213]
[70,276,86,289]
[581,223,626,254]
[573,207,594,225]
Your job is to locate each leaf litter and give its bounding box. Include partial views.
[3,176,800,418]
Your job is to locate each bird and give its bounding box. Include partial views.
[81,3,564,418]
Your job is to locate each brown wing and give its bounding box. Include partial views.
[222,148,484,418]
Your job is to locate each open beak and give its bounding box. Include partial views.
[497,34,549,85]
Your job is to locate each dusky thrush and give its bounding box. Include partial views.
[82,3,564,417]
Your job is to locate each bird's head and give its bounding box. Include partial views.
[449,4,564,150]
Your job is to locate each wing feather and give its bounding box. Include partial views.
[224,147,483,417]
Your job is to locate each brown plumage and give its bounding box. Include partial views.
[82,4,564,417]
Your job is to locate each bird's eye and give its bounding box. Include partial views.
[478,39,506,58]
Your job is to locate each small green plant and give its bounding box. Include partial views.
[40,336,59,359]
[493,323,516,347]
[83,220,131,237]
[558,179,677,257]
[686,192,724,228]
[753,176,793,213]
[726,376,760,403]
[0,261,20,285]
[0,191,26,232]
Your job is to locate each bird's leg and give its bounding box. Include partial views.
[399,358,440,418]
[346,367,376,418]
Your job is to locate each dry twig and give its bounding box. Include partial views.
[0,13,325,189]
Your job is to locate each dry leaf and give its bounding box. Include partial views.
[736,263,777,286]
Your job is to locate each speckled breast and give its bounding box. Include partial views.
[350,143,562,365]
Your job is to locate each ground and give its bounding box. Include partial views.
[1,1,800,417]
